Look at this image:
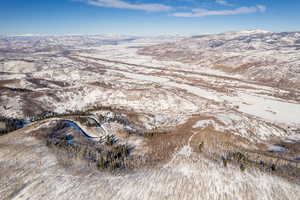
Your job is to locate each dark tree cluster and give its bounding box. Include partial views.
[28,110,92,122]
[220,150,300,178]
[46,122,133,171]
[0,116,25,135]
[28,111,58,122]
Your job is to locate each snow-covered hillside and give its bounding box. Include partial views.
[139,30,300,89]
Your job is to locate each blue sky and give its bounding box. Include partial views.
[0,0,299,35]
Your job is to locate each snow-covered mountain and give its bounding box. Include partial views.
[0,35,138,54]
[0,34,184,55]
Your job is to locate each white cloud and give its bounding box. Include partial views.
[76,0,172,12]
[216,0,233,6]
[172,5,267,17]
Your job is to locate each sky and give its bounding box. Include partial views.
[0,0,299,35]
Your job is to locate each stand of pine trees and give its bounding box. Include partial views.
[0,116,25,135]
